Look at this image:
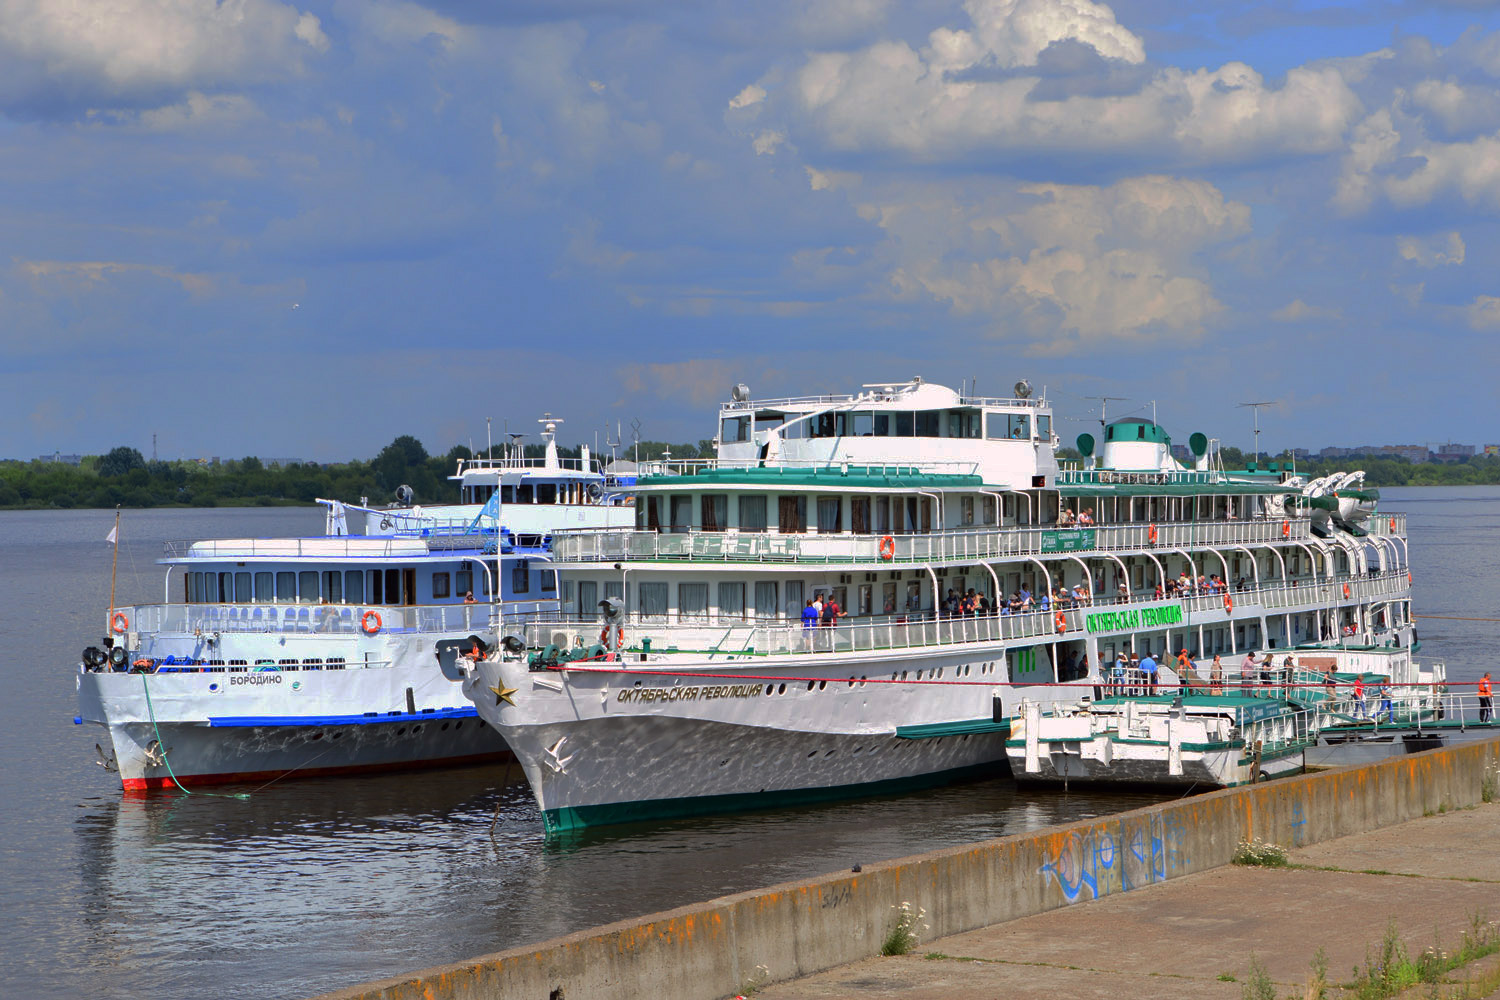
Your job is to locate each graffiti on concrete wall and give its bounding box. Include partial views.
[1040,812,1191,903]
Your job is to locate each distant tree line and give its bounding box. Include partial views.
[0,435,718,509]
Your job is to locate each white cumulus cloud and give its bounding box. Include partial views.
[1397,232,1465,268]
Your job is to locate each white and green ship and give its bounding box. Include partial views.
[461,378,1417,831]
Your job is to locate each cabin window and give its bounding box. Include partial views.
[679,583,709,621]
[254,572,273,602]
[701,494,727,532]
[455,570,472,599]
[299,571,319,603]
[639,582,668,621]
[501,486,516,503]
[851,496,870,534]
[813,412,836,438]
[369,569,383,604]
[778,495,807,533]
[478,568,492,597]
[784,580,804,618]
[516,484,532,503]
[322,571,342,604]
[578,581,597,615]
[541,571,556,593]
[218,572,231,602]
[817,497,842,533]
[234,572,251,602]
[874,496,891,533]
[345,570,365,604]
[537,483,557,505]
[670,495,692,533]
[874,413,890,436]
[894,411,914,436]
[718,582,745,619]
[882,582,898,614]
[385,568,401,604]
[961,497,974,526]
[738,495,767,532]
[721,415,750,443]
[754,581,778,619]
[432,572,451,600]
[276,572,296,602]
[858,584,872,615]
[640,495,662,531]
[906,580,923,612]
[850,412,873,436]
[915,410,941,436]
[511,564,529,595]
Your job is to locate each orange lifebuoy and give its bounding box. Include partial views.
[1147,524,1158,544]
[1223,593,1233,613]
[1408,571,1412,584]
[1282,521,1290,538]
[1055,611,1067,634]
[1343,582,1351,599]
[600,625,624,647]
[878,535,895,561]
[361,610,382,634]
[111,612,129,634]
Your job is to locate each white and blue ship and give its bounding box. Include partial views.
[77,420,634,791]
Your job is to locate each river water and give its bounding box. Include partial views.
[1,488,1494,999]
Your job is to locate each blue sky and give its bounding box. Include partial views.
[3,0,1499,465]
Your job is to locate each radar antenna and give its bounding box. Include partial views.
[1238,400,1278,463]
[1083,396,1128,432]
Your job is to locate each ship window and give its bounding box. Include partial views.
[670,495,692,533]
[276,572,296,602]
[479,568,492,596]
[874,413,890,436]
[235,572,251,602]
[541,571,556,593]
[813,412,836,438]
[1037,415,1051,438]
[817,497,842,533]
[537,483,557,505]
[701,494,727,532]
[785,580,804,618]
[345,570,364,604]
[432,572,451,600]
[754,581,778,619]
[894,411,914,436]
[217,572,231,602]
[915,410,941,436]
[722,416,750,443]
[679,583,709,621]
[455,570,472,598]
[501,486,515,503]
[1010,414,1031,439]
[874,496,891,533]
[985,413,1005,439]
[851,496,870,534]
[385,568,401,604]
[254,572,273,602]
[578,580,597,614]
[718,582,745,619]
[369,569,383,604]
[323,571,342,604]
[517,484,534,503]
[511,563,529,594]
[850,412,873,436]
[639,582,668,621]
[738,495,767,532]
[778,495,807,533]
[1138,425,1146,440]
[961,497,975,526]
[299,571,319,603]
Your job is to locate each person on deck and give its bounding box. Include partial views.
[1479,672,1493,723]
[1139,651,1159,694]
[1175,649,1193,691]
[1240,651,1256,691]
[1210,654,1225,695]
[1352,676,1367,719]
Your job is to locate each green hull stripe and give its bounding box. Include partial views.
[542,760,999,834]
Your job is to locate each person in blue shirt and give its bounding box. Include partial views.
[1111,653,1128,696]
[1139,651,1159,694]
[801,599,819,628]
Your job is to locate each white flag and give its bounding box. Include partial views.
[105,525,118,545]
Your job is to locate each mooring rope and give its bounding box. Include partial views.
[140,675,251,800]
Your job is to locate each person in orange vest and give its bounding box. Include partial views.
[1352,676,1367,719]
[1479,672,1493,723]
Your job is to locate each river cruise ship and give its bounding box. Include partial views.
[77,422,634,791]
[461,379,1416,831]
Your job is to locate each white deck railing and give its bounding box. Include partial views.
[118,600,558,637]
[548,513,1408,566]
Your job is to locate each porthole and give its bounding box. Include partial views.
[413,725,422,733]
[916,670,923,680]
[807,680,815,691]
[765,684,774,696]
[853,746,863,754]
[441,722,450,731]
[311,732,323,741]
[823,749,836,757]
[455,720,463,729]
[396,727,406,736]
[807,750,818,758]
[332,731,343,740]
[818,680,827,690]
[778,683,786,694]
[846,677,855,687]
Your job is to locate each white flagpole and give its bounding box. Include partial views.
[107,506,121,636]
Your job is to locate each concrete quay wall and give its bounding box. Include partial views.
[316,739,1500,1000]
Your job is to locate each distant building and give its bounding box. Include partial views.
[1484,444,1499,456]
[263,458,305,468]
[1432,443,1475,464]
[1318,444,1428,463]
[36,452,82,465]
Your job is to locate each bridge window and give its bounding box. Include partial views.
[915,410,940,436]
[894,411,914,436]
[722,415,750,443]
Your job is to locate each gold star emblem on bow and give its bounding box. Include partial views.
[490,683,517,707]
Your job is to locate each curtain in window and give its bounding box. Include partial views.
[679,583,709,621]
[739,495,767,531]
[670,495,692,533]
[817,497,841,533]
[778,495,806,533]
[701,494,727,532]
[717,582,745,619]
[639,582,668,620]
[754,581,778,619]
[851,496,870,534]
